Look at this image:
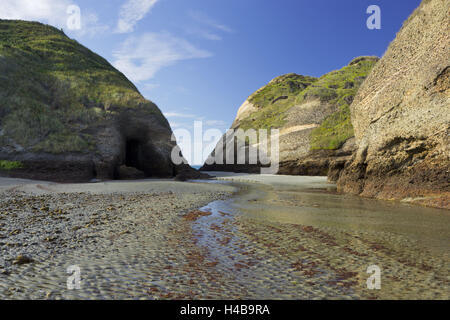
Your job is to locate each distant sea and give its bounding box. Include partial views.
[191,165,202,170]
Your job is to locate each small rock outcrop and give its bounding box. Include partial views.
[201,58,378,175]
[337,0,450,209]
[0,20,200,181]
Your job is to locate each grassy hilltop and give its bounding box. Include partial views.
[0,20,166,154]
[237,57,378,151]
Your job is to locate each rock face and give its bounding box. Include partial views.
[337,0,450,209]
[0,20,198,181]
[201,58,378,175]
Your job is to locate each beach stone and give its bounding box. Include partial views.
[0,269,10,276]
[13,255,34,265]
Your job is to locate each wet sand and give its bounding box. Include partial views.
[0,178,235,299]
[0,174,448,299]
[201,172,450,299]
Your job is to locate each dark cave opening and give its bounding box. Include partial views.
[125,139,142,170]
[117,138,148,180]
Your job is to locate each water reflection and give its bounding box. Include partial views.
[201,173,450,255]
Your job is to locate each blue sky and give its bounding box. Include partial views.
[1,0,422,164]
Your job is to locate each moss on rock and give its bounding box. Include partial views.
[308,58,379,150]
[236,58,378,150]
[0,160,24,170]
[239,74,317,130]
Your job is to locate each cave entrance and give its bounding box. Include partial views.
[118,138,149,180]
[125,139,142,170]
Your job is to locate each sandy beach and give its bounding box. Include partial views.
[0,174,448,299]
[0,177,235,299]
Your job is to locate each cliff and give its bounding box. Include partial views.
[0,20,197,181]
[201,57,378,175]
[337,0,450,209]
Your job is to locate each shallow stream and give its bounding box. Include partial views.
[192,174,450,299]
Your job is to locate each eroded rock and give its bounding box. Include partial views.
[0,20,195,182]
[337,0,450,209]
[201,60,377,176]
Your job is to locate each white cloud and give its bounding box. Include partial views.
[186,27,222,41]
[0,0,108,37]
[112,32,212,82]
[75,12,110,37]
[164,112,197,119]
[0,0,72,27]
[204,120,227,127]
[143,83,160,90]
[116,0,159,33]
[188,10,233,34]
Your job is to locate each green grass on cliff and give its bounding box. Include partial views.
[236,58,377,150]
[306,57,378,150]
[0,20,165,154]
[239,74,317,130]
[0,160,24,170]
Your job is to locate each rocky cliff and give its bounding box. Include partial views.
[0,20,197,181]
[337,0,450,209]
[201,57,378,175]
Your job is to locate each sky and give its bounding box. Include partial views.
[0,0,422,164]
